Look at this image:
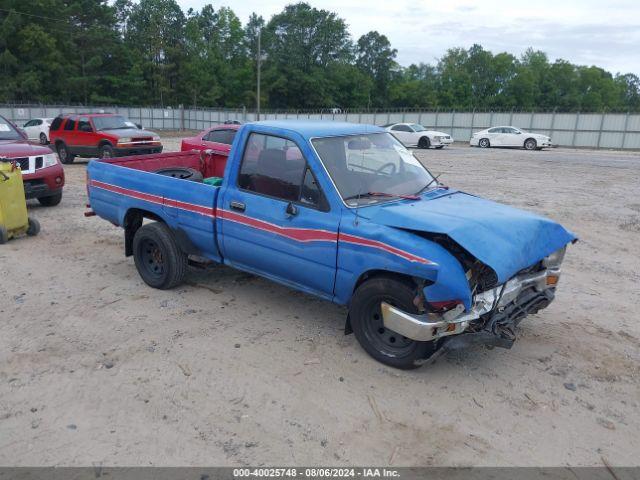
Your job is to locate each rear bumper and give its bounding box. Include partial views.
[114,145,163,157]
[22,164,65,199]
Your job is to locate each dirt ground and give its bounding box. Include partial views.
[1,137,639,467]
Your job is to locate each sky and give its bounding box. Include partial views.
[175,0,640,75]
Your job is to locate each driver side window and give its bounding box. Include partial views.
[238,133,328,210]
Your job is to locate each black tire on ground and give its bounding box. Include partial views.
[479,138,490,148]
[349,276,438,369]
[418,137,431,149]
[27,217,40,236]
[132,222,187,289]
[39,132,48,145]
[154,167,204,182]
[38,192,62,207]
[57,143,75,164]
[0,226,8,244]
[100,144,115,159]
[524,138,537,150]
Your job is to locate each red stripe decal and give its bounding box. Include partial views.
[339,233,434,265]
[217,208,433,264]
[217,209,337,243]
[90,180,215,218]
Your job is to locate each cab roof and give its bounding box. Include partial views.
[250,120,385,139]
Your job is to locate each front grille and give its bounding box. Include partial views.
[15,157,29,170]
[35,156,43,169]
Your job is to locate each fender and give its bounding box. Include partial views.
[334,212,473,309]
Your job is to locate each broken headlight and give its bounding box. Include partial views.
[543,246,566,268]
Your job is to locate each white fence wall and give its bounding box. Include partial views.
[2,104,640,149]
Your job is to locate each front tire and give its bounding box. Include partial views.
[524,138,537,150]
[133,222,187,289]
[479,138,490,148]
[38,192,62,207]
[418,137,431,149]
[100,144,114,159]
[349,277,437,369]
[57,143,75,164]
[39,132,48,145]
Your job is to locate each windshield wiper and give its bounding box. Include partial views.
[414,174,446,195]
[344,191,420,202]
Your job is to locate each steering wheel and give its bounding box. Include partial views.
[375,162,397,175]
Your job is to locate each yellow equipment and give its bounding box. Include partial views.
[0,161,40,243]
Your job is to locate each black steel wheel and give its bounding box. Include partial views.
[132,222,187,289]
[349,276,437,369]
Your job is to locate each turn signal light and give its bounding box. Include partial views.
[546,275,559,286]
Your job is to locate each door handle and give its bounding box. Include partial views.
[285,202,298,217]
[230,201,245,212]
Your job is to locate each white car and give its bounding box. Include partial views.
[383,123,454,149]
[470,126,552,150]
[22,118,54,145]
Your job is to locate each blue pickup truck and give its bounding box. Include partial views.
[87,121,576,369]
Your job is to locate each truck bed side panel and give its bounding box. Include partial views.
[87,161,220,261]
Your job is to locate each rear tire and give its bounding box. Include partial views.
[133,222,187,289]
[27,217,40,236]
[418,137,431,149]
[39,132,48,145]
[479,138,490,148]
[349,277,437,369]
[38,192,62,207]
[57,143,75,164]
[524,138,537,150]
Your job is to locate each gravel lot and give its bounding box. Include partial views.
[1,137,639,467]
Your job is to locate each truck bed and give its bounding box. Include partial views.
[87,150,223,262]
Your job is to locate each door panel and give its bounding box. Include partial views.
[219,131,339,299]
[220,194,339,298]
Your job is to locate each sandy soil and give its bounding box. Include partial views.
[1,139,638,467]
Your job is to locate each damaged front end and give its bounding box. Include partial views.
[381,247,566,351]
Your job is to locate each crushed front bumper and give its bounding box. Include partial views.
[381,267,561,345]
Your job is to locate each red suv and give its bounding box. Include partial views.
[49,113,162,163]
[0,115,65,206]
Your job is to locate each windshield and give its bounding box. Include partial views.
[312,132,435,206]
[0,117,22,141]
[93,115,131,131]
[411,124,426,132]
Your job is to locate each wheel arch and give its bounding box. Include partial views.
[524,137,537,147]
[344,269,426,335]
[123,207,200,257]
[98,139,114,148]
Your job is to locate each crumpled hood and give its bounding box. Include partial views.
[364,191,576,283]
